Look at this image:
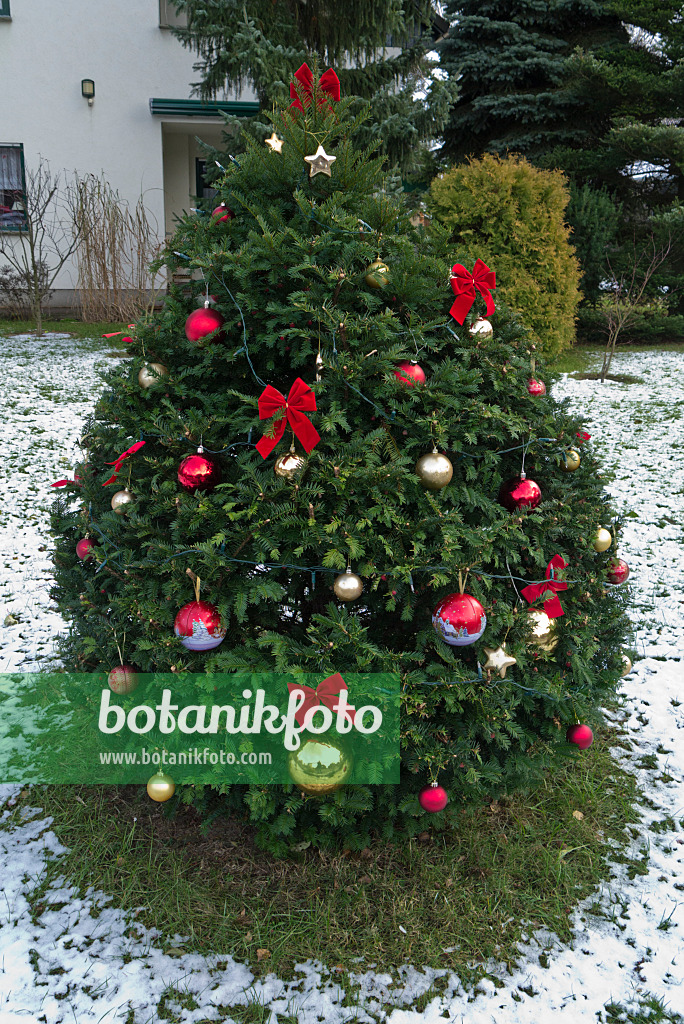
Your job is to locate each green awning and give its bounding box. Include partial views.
[149,98,260,117]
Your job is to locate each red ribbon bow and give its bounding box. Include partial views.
[576,430,591,443]
[51,478,81,488]
[449,259,496,325]
[102,440,146,486]
[290,62,341,112]
[521,555,568,618]
[255,378,320,459]
[287,672,355,728]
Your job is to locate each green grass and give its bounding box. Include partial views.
[13,714,641,989]
[0,317,130,340]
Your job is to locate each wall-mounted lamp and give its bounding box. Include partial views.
[81,79,95,106]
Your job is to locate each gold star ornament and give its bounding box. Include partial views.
[265,132,284,153]
[482,646,517,679]
[304,144,336,178]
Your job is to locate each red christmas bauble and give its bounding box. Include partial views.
[498,475,542,511]
[185,306,224,344]
[394,362,426,386]
[108,664,139,695]
[174,600,226,651]
[566,723,593,749]
[527,378,546,397]
[76,538,95,562]
[606,557,630,585]
[211,203,234,223]
[433,592,487,647]
[419,784,449,813]
[178,452,222,493]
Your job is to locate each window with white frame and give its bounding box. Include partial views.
[159,0,187,28]
[0,145,27,231]
[0,0,10,19]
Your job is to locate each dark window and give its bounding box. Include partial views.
[159,0,187,28]
[195,159,217,200]
[0,0,10,19]
[0,145,27,232]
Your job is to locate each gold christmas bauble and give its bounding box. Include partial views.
[333,568,364,602]
[593,527,612,553]
[138,363,168,388]
[469,318,493,338]
[288,736,353,795]
[364,260,390,289]
[526,608,559,652]
[111,488,135,513]
[146,772,175,802]
[274,451,305,480]
[415,449,453,491]
[561,448,581,472]
[621,654,632,677]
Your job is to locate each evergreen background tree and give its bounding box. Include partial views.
[172,0,457,178]
[51,72,630,854]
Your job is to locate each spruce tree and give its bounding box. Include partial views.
[438,0,628,163]
[51,70,630,854]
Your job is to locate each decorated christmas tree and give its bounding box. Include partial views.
[51,66,630,854]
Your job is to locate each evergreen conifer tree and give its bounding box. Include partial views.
[51,69,630,854]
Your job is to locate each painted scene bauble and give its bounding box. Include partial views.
[108,664,139,694]
[174,600,226,651]
[527,379,546,397]
[433,592,487,647]
[498,475,542,512]
[177,452,221,493]
[288,736,353,795]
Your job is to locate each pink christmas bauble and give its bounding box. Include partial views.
[433,592,487,647]
[527,379,546,397]
[606,558,630,585]
[174,600,226,651]
[566,723,593,749]
[108,664,139,695]
[177,452,222,493]
[394,362,426,386]
[76,538,95,562]
[498,475,542,512]
[419,784,449,813]
[185,306,224,344]
[211,203,234,223]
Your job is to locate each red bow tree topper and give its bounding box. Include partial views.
[287,673,355,728]
[255,378,320,459]
[449,259,496,325]
[290,63,341,111]
[102,440,146,486]
[521,555,569,618]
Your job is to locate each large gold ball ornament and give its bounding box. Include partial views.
[146,773,175,802]
[288,736,353,795]
[561,448,581,472]
[333,568,364,602]
[593,527,612,553]
[364,260,390,289]
[110,488,135,513]
[274,451,305,480]
[526,608,559,652]
[138,363,168,389]
[621,654,632,677]
[415,448,453,491]
[469,318,493,338]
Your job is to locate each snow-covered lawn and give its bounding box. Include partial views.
[0,337,683,1022]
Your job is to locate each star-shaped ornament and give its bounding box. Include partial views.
[265,132,284,153]
[482,646,517,679]
[304,145,336,178]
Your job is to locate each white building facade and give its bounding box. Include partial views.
[0,0,256,312]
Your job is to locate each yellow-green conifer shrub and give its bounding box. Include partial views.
[429,153,581,357]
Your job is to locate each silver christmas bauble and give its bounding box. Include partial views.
[274,452,305,480]
[333,568,364,602]
[621,654,632,677]
[138,363,168,388]
[469,318,493,338]
[415,449,453,490]
[111,488,135,513]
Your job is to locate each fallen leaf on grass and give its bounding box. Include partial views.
[572,810,584,820]
[256,948,271,961]
[490,802,501,813]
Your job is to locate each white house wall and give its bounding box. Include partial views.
[0,0,248,307]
